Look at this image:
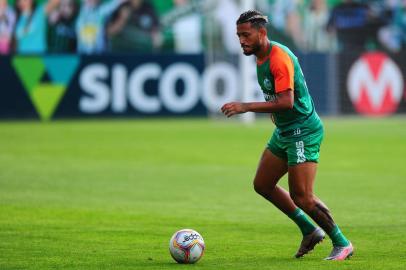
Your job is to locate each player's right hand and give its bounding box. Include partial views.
[221,102,248,118]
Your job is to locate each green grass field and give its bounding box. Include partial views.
[1,118,406,270]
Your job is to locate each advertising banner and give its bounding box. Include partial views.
[1,54,210,120]
[0,53,331,120]
[338,51,406,116]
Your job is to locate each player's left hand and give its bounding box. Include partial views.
[221,102,248,117]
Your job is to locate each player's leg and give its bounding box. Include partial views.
[253,149,319,245]
[253,148,294,214]
[288,162,353,260]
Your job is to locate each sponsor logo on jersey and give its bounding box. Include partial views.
[347,52,404,116]
[264,78,272,90]
[263,92,277,102]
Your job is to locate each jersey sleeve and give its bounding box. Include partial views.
[269,48,294,93]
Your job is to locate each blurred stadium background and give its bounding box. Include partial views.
[0,0,405,119]
[1,0,406,269]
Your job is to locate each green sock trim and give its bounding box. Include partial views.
[288,208,317,236]
[329,225,350,247]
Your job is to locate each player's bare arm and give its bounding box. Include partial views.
[221,90,293,117]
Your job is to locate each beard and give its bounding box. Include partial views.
[242,42,261,56]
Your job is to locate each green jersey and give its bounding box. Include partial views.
[256,41,322,134]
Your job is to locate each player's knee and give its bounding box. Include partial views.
[253,179,278,198]
[253,180,273,196]
[290,193,315,212]
[253,181,266,196]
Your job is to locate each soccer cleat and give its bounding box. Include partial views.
[324,242,354,261]
[295,227,326,258]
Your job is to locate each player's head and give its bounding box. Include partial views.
[236,10,268,56]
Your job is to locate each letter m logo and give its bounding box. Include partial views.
[347,52,404,116]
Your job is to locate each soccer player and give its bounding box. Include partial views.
[221,10,354,260]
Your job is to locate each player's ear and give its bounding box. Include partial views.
[258,27,267,38]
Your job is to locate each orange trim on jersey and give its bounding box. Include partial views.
[256,43,272,65]
[269,45,294,93]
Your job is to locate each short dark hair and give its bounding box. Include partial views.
[236,10,268,29]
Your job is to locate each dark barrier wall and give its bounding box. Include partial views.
[297,52,332,115]
[338,51,406,116]
[0,53,331,120]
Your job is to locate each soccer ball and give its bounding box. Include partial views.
[169,229,205,264]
